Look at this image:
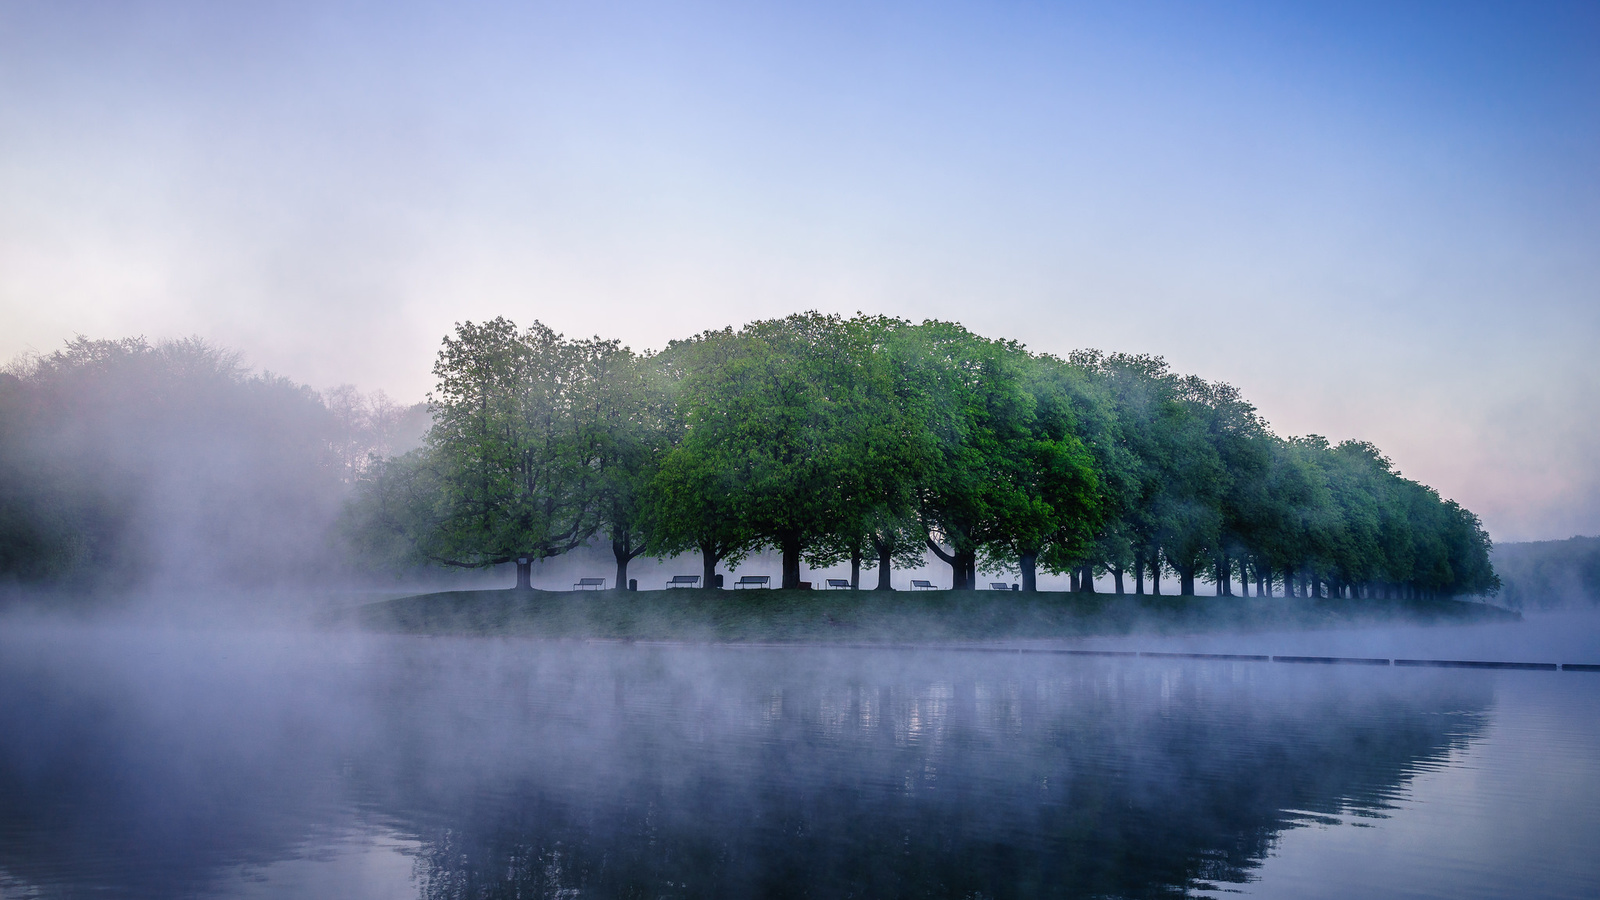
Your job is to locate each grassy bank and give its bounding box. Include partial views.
[354,587,1517,642]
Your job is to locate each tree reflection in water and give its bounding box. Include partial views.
[0,632,1492,899]
[353,645,1488,900]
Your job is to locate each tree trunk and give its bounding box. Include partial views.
[1112,565,1124,595]
[1150,554,1161,595]
[1134,552,1145,595]
[850,546,861,589]
[781,532,802,589]
[700,542,720,589]
[1179,564,1196,596]
[926,537,961,589]
[875,543,894,590]
[1069,570,1079,592]
[1020,551,1038,592]
[1080,564,1096,593]
[957,550,977,591]
[1311,576,1323,599]
[515,557,533,590]
[613,538,641,591]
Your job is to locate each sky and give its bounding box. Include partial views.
[1,0,1596,542]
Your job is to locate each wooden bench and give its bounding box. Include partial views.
[573,577,606,591]
[825,578,850,590]
[734,575,771,589]
[989,582,1011,591]
[666,575,700,589]
[910,579,936,590]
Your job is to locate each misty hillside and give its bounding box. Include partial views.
[1492,536,1600,608]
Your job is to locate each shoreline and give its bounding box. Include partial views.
[354,587,1518,643]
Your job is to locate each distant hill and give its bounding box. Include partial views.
[1492,536,1600,609]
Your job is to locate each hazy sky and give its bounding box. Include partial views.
[2,1,1596,541]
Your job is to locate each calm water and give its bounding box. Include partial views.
[0,616,1597,899]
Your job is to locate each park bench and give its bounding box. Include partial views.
[989,582,1011,591]
[825,578,850,590]
[574,577,606,590]
[734,575,771,589]
[666,575,700,589]
[910,579,936,590]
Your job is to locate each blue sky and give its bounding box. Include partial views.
[2,0,1597,540]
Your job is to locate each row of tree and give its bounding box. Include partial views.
[349,313,1499,598]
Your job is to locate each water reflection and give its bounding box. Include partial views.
[370,646,1488,899]
[0,630,1495,899]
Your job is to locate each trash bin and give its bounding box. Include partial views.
[628,578,637,591]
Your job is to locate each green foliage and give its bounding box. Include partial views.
[1,322,1499,602]
[353,318,667,587]
[650,314,933,588]
[421,318,594,570]
[345,313,1500,600]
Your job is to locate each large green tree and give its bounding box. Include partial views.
[657,314,925,589]
[577,342,673,589]
[802,315,938,589]
[987,353,1105,592]
[422,318,604,588]
[645,329,757,587]
[907,322,1034,590]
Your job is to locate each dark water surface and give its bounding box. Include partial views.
[0,617,1596,899]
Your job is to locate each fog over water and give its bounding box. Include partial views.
[1067,610,1600,666]
[1,609,1596,899]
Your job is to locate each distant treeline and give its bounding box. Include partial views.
[1492,536,1600,609]
[348,313,1498,598]
[0,337,425,589]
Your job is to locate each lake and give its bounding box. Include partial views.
[1,613,1596,899]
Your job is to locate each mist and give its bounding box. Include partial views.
[0,336,445,604]
[1492,537,1600,610]
[4,618,1596,899]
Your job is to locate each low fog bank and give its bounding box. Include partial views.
[1493,536,1600,609]
[1061,608,1600,664]
[0,337,480,609]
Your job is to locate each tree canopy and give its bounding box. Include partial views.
[0,323,1499,601]
[351,313,1499,599]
